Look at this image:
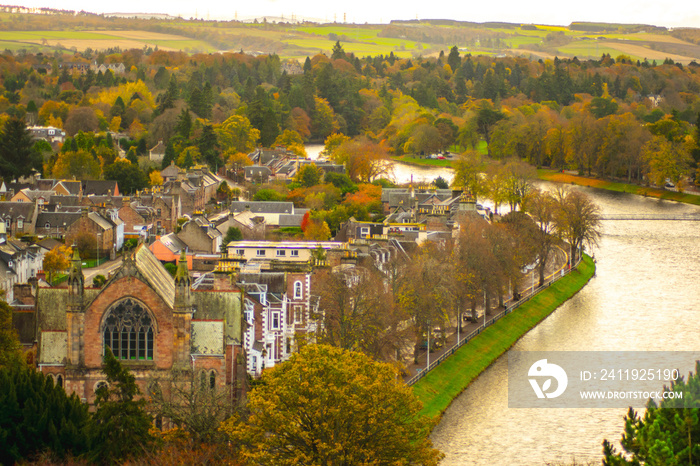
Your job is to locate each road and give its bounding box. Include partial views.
[83,256,123,284]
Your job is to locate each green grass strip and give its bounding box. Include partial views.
[412,254,596,420]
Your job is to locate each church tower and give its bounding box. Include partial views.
[66,247,85,367]
[173,250,193,366]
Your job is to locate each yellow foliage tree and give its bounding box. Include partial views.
[219,344,442,466]
[149,171,164,186]
[42,244,73,284]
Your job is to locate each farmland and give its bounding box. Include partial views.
[1,11,699,63]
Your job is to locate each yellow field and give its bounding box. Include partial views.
[95,30,192,41]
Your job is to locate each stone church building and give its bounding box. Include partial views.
[35,245,245,403]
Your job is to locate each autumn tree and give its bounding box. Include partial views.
[330,136,390,182]
[273,129,307,156]
[522,188,558,286]
[50,149,101,180]
[216,114,260,154]
[642,135,691,187]
[294,163,323,187]
[220,344,442,465]
[147,368,232,443]
[42,244,72,284]
[553,187,601,265]
[452,149,486,201]
[315,267,408,359]
[398,242,454,358]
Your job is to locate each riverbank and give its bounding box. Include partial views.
[538,169,700,206]
[412,254,596,420]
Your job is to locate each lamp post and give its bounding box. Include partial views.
[96,232,101,266]
[426,322,430,371]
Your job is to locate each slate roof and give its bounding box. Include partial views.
[36,212,81,229]
[159,233,188,254]
[230,201,295,214]
[83,180,119,196]
[55,181,82,195]
[278,214,304,227]
[0,202,35,220]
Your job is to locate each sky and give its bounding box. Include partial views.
[11,0,700,28]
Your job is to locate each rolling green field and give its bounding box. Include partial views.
[1,12,699,62]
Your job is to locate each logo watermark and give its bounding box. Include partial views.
[509,351,698,408]
[528,359,568,399]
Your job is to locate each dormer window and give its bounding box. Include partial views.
[17,218,23,230]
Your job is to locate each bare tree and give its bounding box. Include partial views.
[554,188,601,264]
[522,188,558,286]
[147,367,233,443]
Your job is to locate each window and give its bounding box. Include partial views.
[157,208,162,216]
[294,281,303,299]
[360,226,370,238]
[56,374,63,388]
[294,305,303,323]
[256,249,266,257]
[271,312,280,330]
[102,299,154,361]
[17,218,23,230]
[290,250,299,257]
[276,250,286,257]
[44,222,51,229]
[209,370,216,389]
[4,218,9,229]
[236,249,244,256]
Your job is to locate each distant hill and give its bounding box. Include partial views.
[0,6,698,63]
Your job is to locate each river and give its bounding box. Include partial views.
[306,148,700,463]
[429,187,700,465]
[312,146,700,464]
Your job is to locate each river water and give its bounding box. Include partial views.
[429,186,700,465]
[305,149,700,463]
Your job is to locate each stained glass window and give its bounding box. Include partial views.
[102,299,154,361]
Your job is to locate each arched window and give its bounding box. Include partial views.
[102,298,154,361]
[56,374,64,388]
[293,281,302,299]
[209,370,216,390]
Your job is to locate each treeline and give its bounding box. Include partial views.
[2,39,700,188]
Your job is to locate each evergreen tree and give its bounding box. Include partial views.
[603,362,700,465]
[161,140,176,169]
[0,366,89,464]
[197,124,220,170]
[88,348,154,464]
[0,116,42,181]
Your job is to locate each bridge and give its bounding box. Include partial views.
[599,213,700,221]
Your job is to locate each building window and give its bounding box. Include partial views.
[276,250,286,257]
[102,298,154,361]
[236,249,244,256]
[256,249,266,257]
[271,312,280,330]
[4,218,10,229]
[294,305,302,323]
[17,218,23,230]
[45,222,51,229]
[56,374,63,388]
[294,281,303,299]
[290,250,299,257]
[360,226,370,238]
[209,370,216,389]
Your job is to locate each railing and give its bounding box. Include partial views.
[405,255,583,386]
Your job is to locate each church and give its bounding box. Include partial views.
[34,245,245,403]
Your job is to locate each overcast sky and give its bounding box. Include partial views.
[12,0,700,28]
